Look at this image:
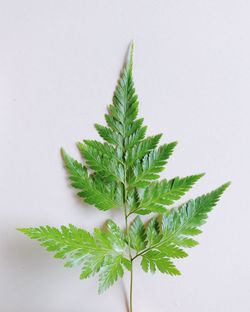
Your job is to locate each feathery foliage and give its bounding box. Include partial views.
[18,221,130,293]
[18,43,230,311]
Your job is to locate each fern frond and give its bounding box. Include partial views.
[61,149,122,210]
[141,250,181,275]
[128,142,177,188]
[126,134,162,166]
[161,182,231,240]
[125,125,147,149]
[129,216,147,252]
[95,123,121,146]
[18,43,230,301]
[17,220,129,293]
[78,140,125,182]
[103,43,141,140]
[135,182,230,275]
[135,174,205,214]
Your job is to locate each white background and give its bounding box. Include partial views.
[1,1,250,311]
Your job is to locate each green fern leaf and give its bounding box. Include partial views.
[94,123,121,146]
[103,43,141,140]
[126,134,162,166]
[136,173,205,213]
[141,250,181,275]
[78,140,125,182]
[128,142,177,188]
[98,256,125,293]
[137,182,230,275]
[61,149,122,210]
[125,125,147,149]
[18,220,129,293]
[129,216,147,252]
[162,182,230,239]
[146,218,161,246]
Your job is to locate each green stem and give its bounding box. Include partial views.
[130,260,133,312]
[132,248,149,260]
[122,137,133,312]
[124,200,134,312]
[123,188,133,312]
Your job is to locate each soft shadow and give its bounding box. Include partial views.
[2,234,53,311]
[2,233,98,312]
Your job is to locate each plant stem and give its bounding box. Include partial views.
[122,137,133,312]
[129,259,133,312]
[124,210,133,312]
[124,198,134,312]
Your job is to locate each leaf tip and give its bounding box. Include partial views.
[217,181,231,193]
[17,228,30,236]
[222,181,231,191]
[127,41,135,70]
[76,141,83,150]
[129,40,134,54]
[60,147,66,158]
[197,172,206,179]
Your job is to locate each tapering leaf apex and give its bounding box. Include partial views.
[127,41,134,70]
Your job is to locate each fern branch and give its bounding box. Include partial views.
[18,221,130,293]
[133,182,230,264]
[61,149,122,210]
